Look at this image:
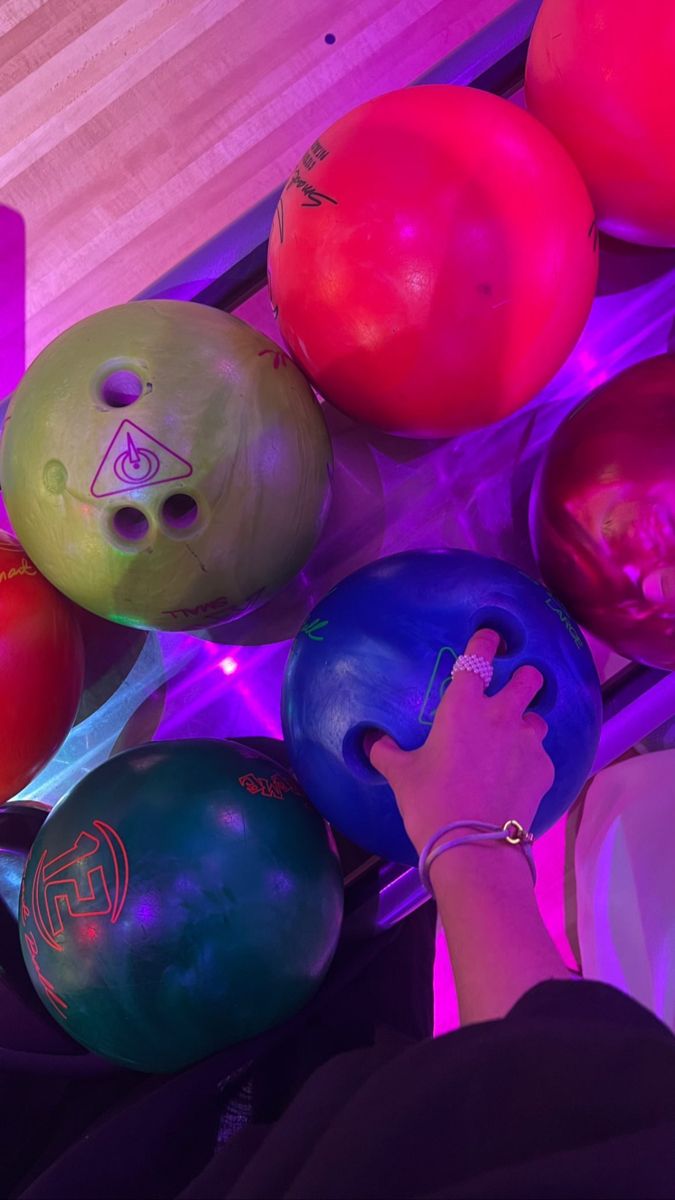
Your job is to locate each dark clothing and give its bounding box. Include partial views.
[4,903,675,1199]
[187,981,674,1200]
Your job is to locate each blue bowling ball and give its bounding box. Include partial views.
[282,549,602,864]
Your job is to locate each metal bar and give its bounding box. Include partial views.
[592,666,675,773]
[137,0,540,310]
[136,191,278,309]
[417,0,539,90]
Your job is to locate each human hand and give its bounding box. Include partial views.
[368,629,555,856]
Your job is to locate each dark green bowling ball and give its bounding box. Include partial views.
[19,740,344,1072]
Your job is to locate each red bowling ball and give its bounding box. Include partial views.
[526,0,675,247]
[530,356,675,670]
[0,532,84,801]
[268,84,598,437]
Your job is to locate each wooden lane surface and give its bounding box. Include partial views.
[0,0,512,363]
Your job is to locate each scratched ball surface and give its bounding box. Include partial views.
[283,550,602,863]
[530,355,675,668]
[268,85,598,436]
[19,740,343,1073]
[0,531,84,802]
[0,302,332,630]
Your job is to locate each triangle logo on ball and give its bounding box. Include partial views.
[90,420,193,498]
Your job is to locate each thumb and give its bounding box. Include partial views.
[367,732,407,782]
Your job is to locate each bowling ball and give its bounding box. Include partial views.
[267,85,598,437]
[19,740,344,1072]
[0,897,89,1059]
[282,549,602,864]
[0,802,48,920]
[0,532,84,802]
[530,355,675,669]
[526,0,675,247]
[0,801,92,1060]
[0,302,332,631]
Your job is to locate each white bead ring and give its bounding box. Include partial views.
[450,653,494,689]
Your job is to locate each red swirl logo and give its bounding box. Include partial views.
[29,820,129,952]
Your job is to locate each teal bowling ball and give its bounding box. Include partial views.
[19,740,344,1073]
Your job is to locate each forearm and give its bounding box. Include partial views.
[430,843,572,1026]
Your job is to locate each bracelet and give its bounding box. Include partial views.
[418,819,536,893]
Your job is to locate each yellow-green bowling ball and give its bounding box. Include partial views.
[0,302,332,631]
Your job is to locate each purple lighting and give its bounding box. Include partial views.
[219,656,239,676]
[134,896,160,925]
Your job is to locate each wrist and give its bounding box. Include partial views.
[426,836,535,899]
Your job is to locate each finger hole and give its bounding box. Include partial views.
[343,724,387,781]
[468,607,526,657]
[529,664,557,717]
[522,662,558,717]
[362,728,383,761]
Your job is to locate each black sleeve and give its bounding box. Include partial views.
[12,950,675,1199]
[178,980,675,1200]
